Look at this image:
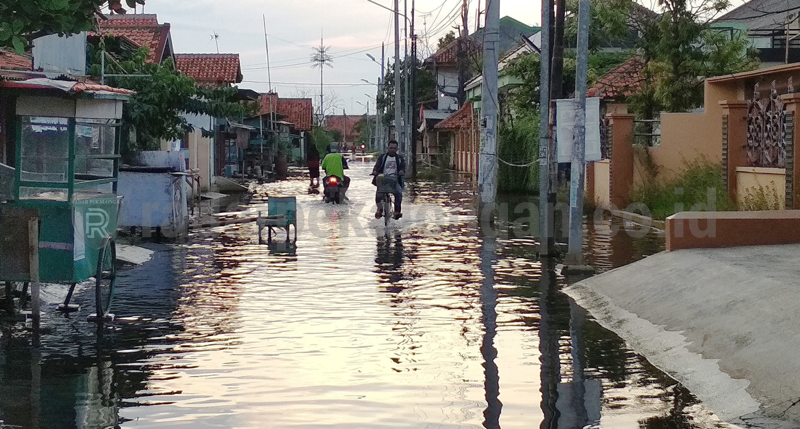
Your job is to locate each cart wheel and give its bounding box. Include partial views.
[95,236,116,320]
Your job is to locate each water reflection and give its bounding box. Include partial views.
[0,165,727,428]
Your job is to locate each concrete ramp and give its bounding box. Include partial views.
[564,245,800,427]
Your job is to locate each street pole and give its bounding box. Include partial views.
[478,0,499,205]
[381,42,386,151]
[403,0,410,157]
[394,0,401,148]
[566,0,590,265]
[538,0,554,255]
[411,0,417,178]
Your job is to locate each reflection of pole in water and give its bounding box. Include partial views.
[479,235,501,428]
[539,257,560,428]
[569,299,589,425]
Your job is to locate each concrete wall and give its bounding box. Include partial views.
[587,160,610,206]
[736,167,786,209]
[186,129,212,191]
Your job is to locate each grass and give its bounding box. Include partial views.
[740,183,782,211]
[632,158,735,220]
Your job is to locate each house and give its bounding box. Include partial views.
[714,0,800,67]
[433,102,479,174]
[425,16,538,113]
[323,114,373,151]
[96,14,175,64]
[174,53,245,188]
[242,93,314,176]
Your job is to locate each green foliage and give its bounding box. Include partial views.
[437,31,456,50]
[378,56,436,126]
[88,36,246,151]
[498,113,539,194]
[565,0,635,52]
[504,50,631,115]
[632,157,734,220]
[0,0,144,53]
[353,116,372,148]
[628,0,759,115]
[740,184,781,211]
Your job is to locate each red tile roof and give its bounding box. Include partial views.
[175,54,243,86]
[0,49,32,71]
[97,14,172,64]
[587,56,646,100]
[277,98,313,131]
[324,115,368,142]
[256,94,314,131]
[435,102,476,130]
[258,92,279,115]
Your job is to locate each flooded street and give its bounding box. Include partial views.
[1,163,732,428]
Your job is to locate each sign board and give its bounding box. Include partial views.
[556,97,601,163]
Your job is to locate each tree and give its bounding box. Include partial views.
[87,36,249,152]
[629,0,758,115]
[437,31,456,50]
[0,0,144,53]
[376,57,435,127]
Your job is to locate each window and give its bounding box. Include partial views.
[20,117,69,184]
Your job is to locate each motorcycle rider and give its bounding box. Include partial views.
[321,144,350,193]
[372,140,405,219]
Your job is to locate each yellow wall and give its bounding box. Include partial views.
[590,160,610,206]
[187,129,212,191]
[648,80,741,182]
[736,167,786,210]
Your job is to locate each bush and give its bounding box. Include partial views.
[632,158,735,220]
[498,114,539,194]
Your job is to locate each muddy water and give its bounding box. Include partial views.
[0,163,733,428]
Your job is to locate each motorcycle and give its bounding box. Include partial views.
[323,175,345,204]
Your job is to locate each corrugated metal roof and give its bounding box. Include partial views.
[715,0,800,31]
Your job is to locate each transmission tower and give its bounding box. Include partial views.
[311,34,333,125]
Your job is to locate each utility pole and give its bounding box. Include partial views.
[478,0,499,204]
[566,0,590,265]
[539,0,554,255]
[262,15,272,92]
[551,0,566,100]
[381,43,386,151]
[411,0,417,178]
[456,0,468,107]
[394,0,402,149]
[404,0,410,156]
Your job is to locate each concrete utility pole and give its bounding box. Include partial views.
[394,0,402,148]
[411,0,418,177]
[478,0,499,204]
[566,0,590,265]
[381,43,386,151]
[539,0,554,255]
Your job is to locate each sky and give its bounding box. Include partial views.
[137,0,747,117]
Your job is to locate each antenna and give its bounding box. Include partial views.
[263,15,273,93]
[211,32,220,54]
[311,30,333,122]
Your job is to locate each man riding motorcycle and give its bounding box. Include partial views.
[371,140,405,219]
[321,144,350,198]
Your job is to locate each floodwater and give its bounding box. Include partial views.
[0,162,735,428]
